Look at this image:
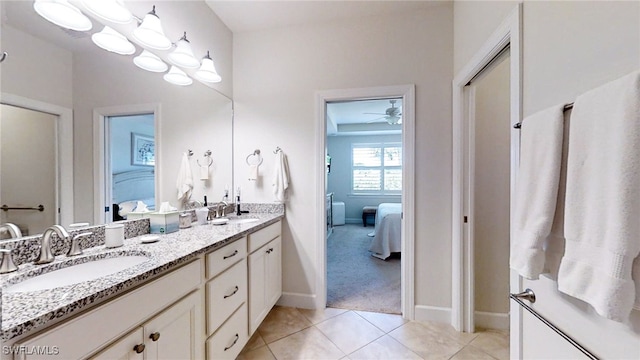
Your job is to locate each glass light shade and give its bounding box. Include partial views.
[167,33,199,69]
[91,26,135,55]
[133,50,168,72]
[81,0,132,24]
[132,8,171,50]
[195,52,222,83]
[33,0,92,31]
[164,66,193,86]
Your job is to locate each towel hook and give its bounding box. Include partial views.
[273,146,282,154]
[187,149,193,156]
[0,52,7,63]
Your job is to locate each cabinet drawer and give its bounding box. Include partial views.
[206,259,247,335]
[206,237,247,279]
[248,221,281,253]
[206,304,248,360]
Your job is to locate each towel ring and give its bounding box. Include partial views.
[197,150,213,167]
[246,150,263,166]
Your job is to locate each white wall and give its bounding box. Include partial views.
[455,0,640,356]
[0,105,56,236]
[110,115,154,174]
[233,4,453,311]
[327,134,401,223]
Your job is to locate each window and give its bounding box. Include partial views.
[352,143,402,194]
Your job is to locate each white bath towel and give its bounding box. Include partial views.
[249,164,259,181]
[176,152,193,202]
[557,70,640,322]
[199,165,209,180]
[510,104,565,279]
[272,151,290,203]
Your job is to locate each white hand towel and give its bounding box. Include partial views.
[272,151,290,203]
[176,152,193,202]
[249,164,259,181]
[509,104,565,279]
[557,70,640,322]
[199,165,209,180]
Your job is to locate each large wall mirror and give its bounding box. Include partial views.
[0,1,233,237]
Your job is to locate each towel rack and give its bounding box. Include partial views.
[246,149,263,166]
[513,102,574,129]
[1,204,44,212]
[510,290,599,359]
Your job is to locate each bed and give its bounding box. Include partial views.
[368,202,402,260]
[112,169,155,220]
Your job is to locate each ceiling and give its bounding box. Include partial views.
[326,98,403,137]
[205,0,446,33]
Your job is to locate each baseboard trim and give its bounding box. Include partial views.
[414,305,451,324]
[475,311,509,330]
[345,218,363,225]
[277,292,318,309]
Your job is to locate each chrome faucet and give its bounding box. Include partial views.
[215,201,229,218]
[35,225,69,265]
[0,223,22,239]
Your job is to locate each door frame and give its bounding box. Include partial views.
[93,103,161,225]
[315,84,416,319]
[451,1,522,346]
[0,92,74,227]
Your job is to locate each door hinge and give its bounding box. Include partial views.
[464,216,468,223]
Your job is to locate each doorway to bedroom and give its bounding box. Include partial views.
[325,98,403,314]
[104,113,156,223]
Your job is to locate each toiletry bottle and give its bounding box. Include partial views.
[236,187,241,215]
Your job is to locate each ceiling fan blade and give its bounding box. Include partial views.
[366,116,386,123]
[363,112,386,115]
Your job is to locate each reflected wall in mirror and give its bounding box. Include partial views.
[0,104,57,237]
[0,1,233,238]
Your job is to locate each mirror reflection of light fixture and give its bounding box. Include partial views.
[33,0,92,31]
[168,32,200,69]
[132,6,171,50]
[81,0,133,24]
[164,66,193,86]
[133,50,168,72]
[194,51,222,83]
[92,26,135,55]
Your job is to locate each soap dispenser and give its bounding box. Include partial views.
[236,187,241,215]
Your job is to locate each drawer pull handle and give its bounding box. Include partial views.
[224,286,239,299]
[223,250,238,259]
[224,334,239,351]
[133,344,145,354]
[149,332,161,341]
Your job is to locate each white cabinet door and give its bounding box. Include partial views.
[265,237,282,309]
[91,329,145,360]
[144,291,203,360]
[248,236,283,335]
[248,244,268,335]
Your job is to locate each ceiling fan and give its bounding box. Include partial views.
[364,100,402,125]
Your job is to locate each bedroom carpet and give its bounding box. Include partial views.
[327,224,401,314]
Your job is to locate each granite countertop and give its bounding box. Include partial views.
[0,213,283,341]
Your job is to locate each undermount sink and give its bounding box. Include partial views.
[5,255,150,293]
[229,218,260,224]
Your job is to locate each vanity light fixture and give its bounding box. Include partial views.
[132,6,171,50]
[195,51,222,83]
[81,0,133,24]
[33,0,92,32]
[133,50,168,73]
[91,26,135,55]
[167,32,200,69]
[163,66,193,86]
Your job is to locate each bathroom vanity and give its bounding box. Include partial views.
[0,214,283,360]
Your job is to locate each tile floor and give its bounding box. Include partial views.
[238,306,509,360]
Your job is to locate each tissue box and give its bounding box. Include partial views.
[149,211,179,234]
[127,212,151,220]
